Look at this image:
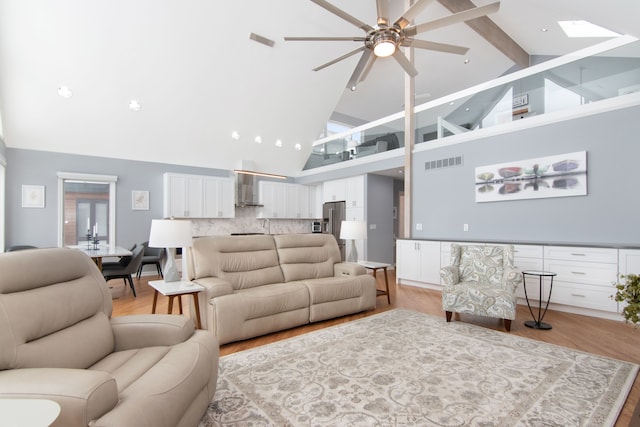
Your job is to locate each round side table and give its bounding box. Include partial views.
[522,270,556,330]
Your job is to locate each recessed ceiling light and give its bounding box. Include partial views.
[231,131,240,140]
[58,86,73,99]
[129,100,141,111]
[255,136,262,144]
[275,139,283,147]
[294,143,302,151]
[558,20,620,38]
[464,59,470,64]
[541,28,549,33]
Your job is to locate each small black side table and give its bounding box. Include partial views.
[522,270,556,330]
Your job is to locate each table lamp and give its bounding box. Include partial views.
[340,220,367,263]
[148,219,193,282]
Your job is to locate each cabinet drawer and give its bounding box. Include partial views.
[550,282,618,312]
[514,244,543,259]
[544,246,618,263]
[544,260,617,287]
[514,257,543,273]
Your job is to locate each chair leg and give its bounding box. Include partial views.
[156,262,163,278]
[504,319,511,332]
[136,264,142,280]
[445,311,452,322]
[127,275,137,297]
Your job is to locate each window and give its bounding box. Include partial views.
[57,172,117,247]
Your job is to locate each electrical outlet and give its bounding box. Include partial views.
[369,224,377,230]
[416,223,423,231]
[463,223,469,232]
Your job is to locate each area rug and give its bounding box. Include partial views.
[199,309,638,426]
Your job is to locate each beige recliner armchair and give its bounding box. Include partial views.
[0,248,219,427]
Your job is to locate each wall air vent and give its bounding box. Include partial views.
[425,155,463,171]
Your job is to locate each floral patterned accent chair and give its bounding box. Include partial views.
[440,244,522,331]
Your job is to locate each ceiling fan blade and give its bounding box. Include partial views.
[285,36,366,42]
[407,2,501,36]
[346,50,374,89]
[310,0,373,32]
[394,0,435,29]
[392,50,418,77]
[376,0,390,27]
[403,39,469,55]
[358,53,378,83]
[313,46,366,72]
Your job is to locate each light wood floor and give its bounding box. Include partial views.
[111,271,640,426]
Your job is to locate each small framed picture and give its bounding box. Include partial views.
[132,190,149,210]
[22,185,45,208]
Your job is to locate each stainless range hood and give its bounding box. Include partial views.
[235,173,263,207]
[234,160,288,207]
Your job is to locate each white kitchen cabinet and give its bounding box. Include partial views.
[543,246,618,313]
[258,181,319,219]
[345,175,364,208]
[322,179,346,202]
[203,176,235,218]
[258,181,287,218]
[164,173,234,218]
[164,173,203,218]
[396,240,441,286]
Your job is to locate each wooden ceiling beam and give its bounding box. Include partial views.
[437,0,530,69]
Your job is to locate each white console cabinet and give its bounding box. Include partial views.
[396,240,440,287]
[396,239,632,320]
[543,246,618,313]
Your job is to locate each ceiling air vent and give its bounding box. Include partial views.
[425,155,463,171]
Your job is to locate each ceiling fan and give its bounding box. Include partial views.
[285,0,500,90]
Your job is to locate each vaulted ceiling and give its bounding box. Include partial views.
[0,0,638,177]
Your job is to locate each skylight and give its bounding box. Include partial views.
[558,20,620,38]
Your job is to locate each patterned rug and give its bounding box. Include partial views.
[199,309,638,426]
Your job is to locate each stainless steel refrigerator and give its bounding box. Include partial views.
[322,201,346,261]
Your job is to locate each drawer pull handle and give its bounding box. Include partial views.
[570,253,586,256]
[571,271,586,275]
[571,293,586,297]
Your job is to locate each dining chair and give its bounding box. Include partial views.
[102,245,144,297]
[136,241,164,279]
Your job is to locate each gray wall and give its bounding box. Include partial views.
[5,149,229,249]
[366,174,395,264]
[411,104,640,246]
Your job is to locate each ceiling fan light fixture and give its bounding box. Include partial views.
[374,40,396,57]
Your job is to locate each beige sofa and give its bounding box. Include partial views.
[186,233,377,345]
[0,248,219,427]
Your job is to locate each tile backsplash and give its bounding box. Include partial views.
[191,207,320,236]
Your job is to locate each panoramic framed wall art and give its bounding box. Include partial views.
[475,151,587,203]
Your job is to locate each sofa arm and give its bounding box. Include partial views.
[111,314,195,351]
[440,266,459,286]
[334,262,367,277]
[192,277,234,299]
[0,368,117,425]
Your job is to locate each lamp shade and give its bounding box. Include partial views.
[148,219,193,248]
[340,220,367,240]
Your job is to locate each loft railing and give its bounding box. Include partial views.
[303,35,640,171]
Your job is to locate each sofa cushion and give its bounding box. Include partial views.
[273,234,341,282]
[304,275,373,305]
[234,282,310,320]
[189,235,284,290]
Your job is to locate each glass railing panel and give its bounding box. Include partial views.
[303,37,640,171]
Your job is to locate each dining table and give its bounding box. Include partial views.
[67,244,132,270]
